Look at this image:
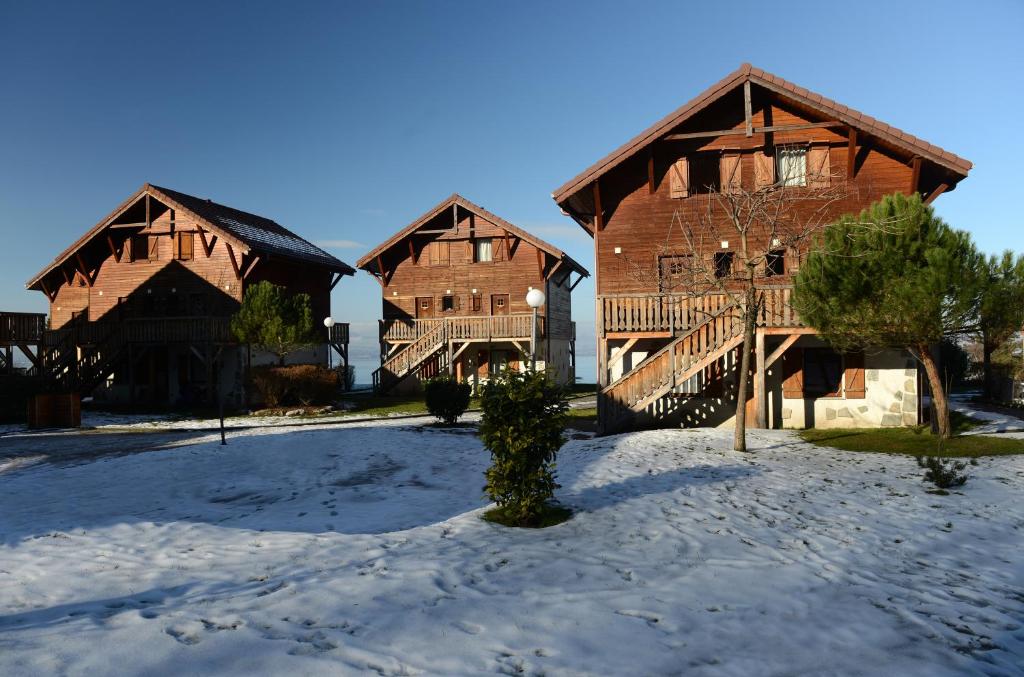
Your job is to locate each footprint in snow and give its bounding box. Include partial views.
[165,624,202,645]
[452,620,483,635]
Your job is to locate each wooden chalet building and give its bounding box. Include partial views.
[357,194,588,393]
[552,63,971,434]
[22,184,355,407]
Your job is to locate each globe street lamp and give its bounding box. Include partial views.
[525,288,545,371]
[323,316,335,370]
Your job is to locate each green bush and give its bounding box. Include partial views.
[249,365,338,407]
[917,455,969,490]
[479,370,569,527]
[424,376,472,425]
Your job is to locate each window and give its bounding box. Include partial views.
[658,254,692,292]
[804,348,842,397]
[494,296,506,310]
[714,252,733,279]
[489,350,510,375]
[176,232,194,260]
[475,238,493,263]
[776,146,807,187]
[131,235,154,262]
[689,153,721,194]
[470,294,482,312]
[442,295,455,312]
[765,249,785,277]
[429,241,450,266]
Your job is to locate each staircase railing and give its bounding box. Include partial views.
[601,305,743,431]
[372,320,448,392]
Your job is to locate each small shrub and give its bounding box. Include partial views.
[480,370,569,527]
[916,455,969,490]
[424,376,472,425]
[249,365,338,407]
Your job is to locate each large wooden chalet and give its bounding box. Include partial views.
[552,63,971,434]
[357,194,588,393]
[16,184,354,406]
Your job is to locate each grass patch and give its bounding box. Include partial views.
[335,393,481,417]
[800,413,1024,458]
[482,503,573,529]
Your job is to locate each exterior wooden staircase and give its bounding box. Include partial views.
[600,306,744,434]
[372,320,449,393]
[41,324,127,394]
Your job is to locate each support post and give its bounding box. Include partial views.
[743,80,753,137]
[755,328,766,429]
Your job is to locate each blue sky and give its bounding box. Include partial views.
[2,1,1021,378]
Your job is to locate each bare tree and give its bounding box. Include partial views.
[621,156,848,451]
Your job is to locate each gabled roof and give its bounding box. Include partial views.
[552,63,972,205]
[356,193,589,278]
[27,184,354,290]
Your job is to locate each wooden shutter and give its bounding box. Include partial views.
[754,150,775,189]
[844,351,866,399]
[782,347,803,399]
[720,153,741,194]
[177,232,194,260]
[669,157,689,198]
[808,144,831,188]
[147,236,159,260]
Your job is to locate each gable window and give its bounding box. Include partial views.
[765,249,785,277]
[804,348,843,397]
[475,238,493,263]
[131,235,155,262]
[689,153,721,194]
[176,232,194,261]
[714,252,733,279]
[776,146,807,187]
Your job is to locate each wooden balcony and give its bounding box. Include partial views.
[0,312,47,344]
[329,323,350,344]
[599,286,802,336]
[45,317,235,347]
[381,314,550,343]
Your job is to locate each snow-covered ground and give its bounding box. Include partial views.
[1,418,1022,676]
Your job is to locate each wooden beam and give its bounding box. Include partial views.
[924,182,949,205]
[408,239,417,264]
[606,330,672,340]
[168,209,175,235]
[74,253,93,287]
[61,267,73,287]
[197,229,217,257]
[536,247,545,279]
[330,273,343,291]
[664,120,844,142]
[376,255,388,287]
[647,151,655,195]
[592,181,604,232]
[225,243,241,280]
[107,234,121,262]
[910,157,922,195]
[846,127,857,180]
[765,333,801,369]
[108,222,150,229]
[569,273,585,292]
[545,258,564,281]
[607,337,638,370]
[40,279,56,302]
[743,80,753,137]
[145,194,151,227]
[761,327,816,335]
[241,255,261,280]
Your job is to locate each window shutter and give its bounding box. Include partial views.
[782,347,803,399]
[179,232,194,260]
[147,236,159,260]
[720,153,741,194]
[844,351,866,399]
[754,150,775,189]
[808,144,831,188]
[669,157,689,198]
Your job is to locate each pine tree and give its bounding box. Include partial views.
[793,193,981,439]
[977,251,1024,399]
[230,281,317,365]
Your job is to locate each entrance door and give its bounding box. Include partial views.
[491,294,509,315]
[415,297,434,319]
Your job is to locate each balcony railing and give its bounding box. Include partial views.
[600,287,802,335]
[381,314,548,343]
[45,316,236,346]
[329,323,350,344]
[0,312,47,343]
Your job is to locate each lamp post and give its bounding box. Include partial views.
[525,288,545,371]
[323,316,335,370]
